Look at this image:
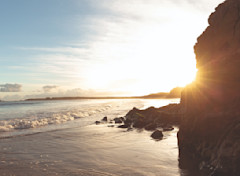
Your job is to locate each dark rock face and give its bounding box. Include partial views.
[178,0,240,175]
[181,0,240,113]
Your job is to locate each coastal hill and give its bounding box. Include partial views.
[142,87,183,99]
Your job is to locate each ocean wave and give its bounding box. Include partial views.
[0,105,111,132]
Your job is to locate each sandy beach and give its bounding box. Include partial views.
[0,121,181,176]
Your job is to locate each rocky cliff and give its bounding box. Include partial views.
[178,0,240,175]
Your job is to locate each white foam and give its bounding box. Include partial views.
[0,105,111,132]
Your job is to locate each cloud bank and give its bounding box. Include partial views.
[0,84,22,92]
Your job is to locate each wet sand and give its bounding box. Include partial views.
[0,123,181,176]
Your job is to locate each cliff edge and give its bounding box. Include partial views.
[178,0,240,175]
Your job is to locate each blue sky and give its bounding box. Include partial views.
[0,0,224,100]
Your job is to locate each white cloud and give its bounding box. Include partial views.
[0,83,22,92]
[42,85,59,93]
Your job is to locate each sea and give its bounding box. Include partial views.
[0,98,195,176]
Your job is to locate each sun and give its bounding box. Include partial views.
[85,51,197,96]
[83,11,199,96]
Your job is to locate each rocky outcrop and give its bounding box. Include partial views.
[124,104,182,130]
[181,0,240,113]
[178,0,240,175]
[97,104,182,138]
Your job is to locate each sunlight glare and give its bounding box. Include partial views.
[83,2,202,96]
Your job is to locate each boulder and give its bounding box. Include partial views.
[101,116,108,122]
[114,117,124,124]
[151,130,163,140]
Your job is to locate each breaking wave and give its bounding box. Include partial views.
[0,103,111,132]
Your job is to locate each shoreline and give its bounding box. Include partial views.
[0,119,181,176]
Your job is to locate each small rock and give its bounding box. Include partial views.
[118,124,129,128]
[114,117,124,124]
[151,130,163,140]
[108,125,115,128]
[102,116,108,122]
[95,121,101,125]
[109,120,114,123]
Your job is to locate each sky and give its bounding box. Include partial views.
[0,0,225,101]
